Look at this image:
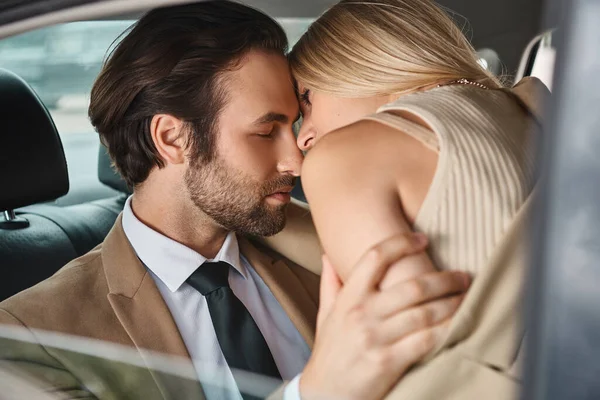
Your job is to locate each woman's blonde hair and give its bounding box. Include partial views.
[289,0,502,98]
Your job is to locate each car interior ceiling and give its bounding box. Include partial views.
[0,0,552,302]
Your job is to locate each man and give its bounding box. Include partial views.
[0,2,470,399]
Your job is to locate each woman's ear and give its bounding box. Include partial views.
[150,114,187,165]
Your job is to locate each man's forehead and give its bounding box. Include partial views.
[222,51,299,122]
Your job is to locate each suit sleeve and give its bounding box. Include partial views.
[0,308,97,399]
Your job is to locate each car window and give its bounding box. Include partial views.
[0,21,134,205]
[0,18,313,206]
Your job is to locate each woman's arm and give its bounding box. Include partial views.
[301,119,438,286]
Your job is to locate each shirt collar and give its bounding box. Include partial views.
[121,196,248,293]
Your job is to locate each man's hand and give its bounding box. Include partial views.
[299,233,471,400]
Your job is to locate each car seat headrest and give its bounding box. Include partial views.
[0,68,69,212]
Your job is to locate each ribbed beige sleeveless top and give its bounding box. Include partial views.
[364,84,538,275]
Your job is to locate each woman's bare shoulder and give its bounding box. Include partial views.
[302,118,433,187]
[300,119,435,272]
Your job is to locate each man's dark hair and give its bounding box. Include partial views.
[89,1,288,188]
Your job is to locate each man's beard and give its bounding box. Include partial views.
[184,155,296,237]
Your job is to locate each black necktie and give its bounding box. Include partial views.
[187,261,282,382]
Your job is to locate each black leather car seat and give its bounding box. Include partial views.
[18,148,130,261]
[0,68,133,301]
[0,68,76,300]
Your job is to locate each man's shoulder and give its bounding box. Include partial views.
[271,248,321,286]
[0,245,112,332]
[246,238,320,293]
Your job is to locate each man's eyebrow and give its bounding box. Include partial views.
[253,112,290,125]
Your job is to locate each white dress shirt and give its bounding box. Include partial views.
[121,196,310,400]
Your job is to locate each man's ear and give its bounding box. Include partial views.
[150,114,187,165]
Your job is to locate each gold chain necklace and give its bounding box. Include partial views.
[437,78,490,90]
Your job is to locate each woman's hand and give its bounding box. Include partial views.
[299,233,471,400]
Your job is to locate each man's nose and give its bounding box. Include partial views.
[297,122,316,152]
[278,131,304,177]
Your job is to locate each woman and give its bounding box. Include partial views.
[262,1,548,397]
[284,0,546,290]
[272,2,547,398]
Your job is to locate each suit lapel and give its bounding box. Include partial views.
[102,215,205,400]
[238,237,318,348]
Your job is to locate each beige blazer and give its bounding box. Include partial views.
[0,215,320,399]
